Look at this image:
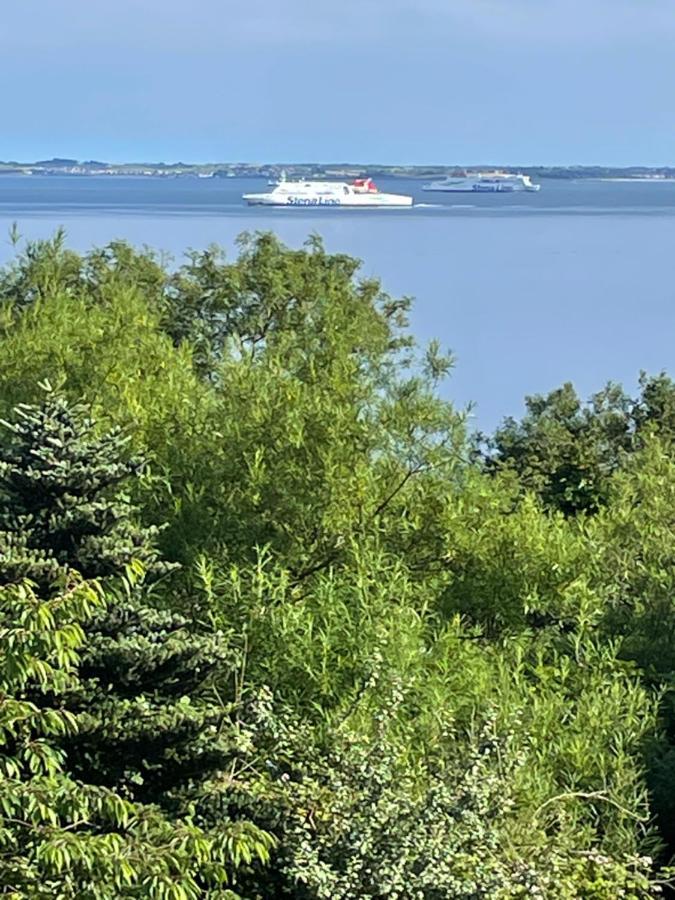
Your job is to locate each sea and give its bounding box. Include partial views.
[1,174,674,430]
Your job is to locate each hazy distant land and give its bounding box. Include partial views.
[1,158,674,181]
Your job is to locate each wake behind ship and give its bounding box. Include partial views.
[243,177,413,207]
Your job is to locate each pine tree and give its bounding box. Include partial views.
[0,391,165,593]
[0,389,273,895]
[66,597,241,807]
[0,390,243,810]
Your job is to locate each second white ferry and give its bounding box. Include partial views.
[423,171,540,193]
[243,177,413,207]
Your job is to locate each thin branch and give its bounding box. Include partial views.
[533,790,646,822]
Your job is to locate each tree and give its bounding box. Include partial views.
[0,234,671,896]
[206,678,658,900]
[480,375,675,515]
[0,574,272,898]
[0,390,167,595]
[0,391,260,818]
[586,438,675,854]
[0,233,466,582]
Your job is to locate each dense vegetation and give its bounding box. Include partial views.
[1,229,675,897]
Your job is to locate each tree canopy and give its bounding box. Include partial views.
[0,231,673,897]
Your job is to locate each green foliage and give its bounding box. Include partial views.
[0,232,464,578]
[439,472,586,634]
[64,595,241,807]
[207,683,657,900]
[582,439,675,852]
[0,392,273,897]
[239,710,549,898]
[480,375,675,515]
[589,438,675,677]
[0,393,252,810]
[0,577,273,899]
[0,389,168,593]
[0,232,672,897]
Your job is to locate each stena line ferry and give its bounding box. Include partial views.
[243,176,413,207]
[423,171,540,193]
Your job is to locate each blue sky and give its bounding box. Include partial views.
[2,0,675,165]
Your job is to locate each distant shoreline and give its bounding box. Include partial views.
[596,177,675,183]
[2,159,675,182]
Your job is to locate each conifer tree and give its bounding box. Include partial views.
[0,391,165,593]
[0,391,242,809]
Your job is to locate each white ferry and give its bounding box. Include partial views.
[423,171,540,193]
[243,177,413,207]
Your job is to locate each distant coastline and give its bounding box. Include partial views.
[597,176,675,183]
[1,158,675,181]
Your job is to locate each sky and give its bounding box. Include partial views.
[1,0,675,165]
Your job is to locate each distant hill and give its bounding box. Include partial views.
[34,158,79,167]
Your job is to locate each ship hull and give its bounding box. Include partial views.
[422,172,541,194]
[243,193,413,207]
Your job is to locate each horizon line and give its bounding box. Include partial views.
[3,157,675,169]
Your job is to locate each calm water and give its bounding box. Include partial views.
[1,174,674,428]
